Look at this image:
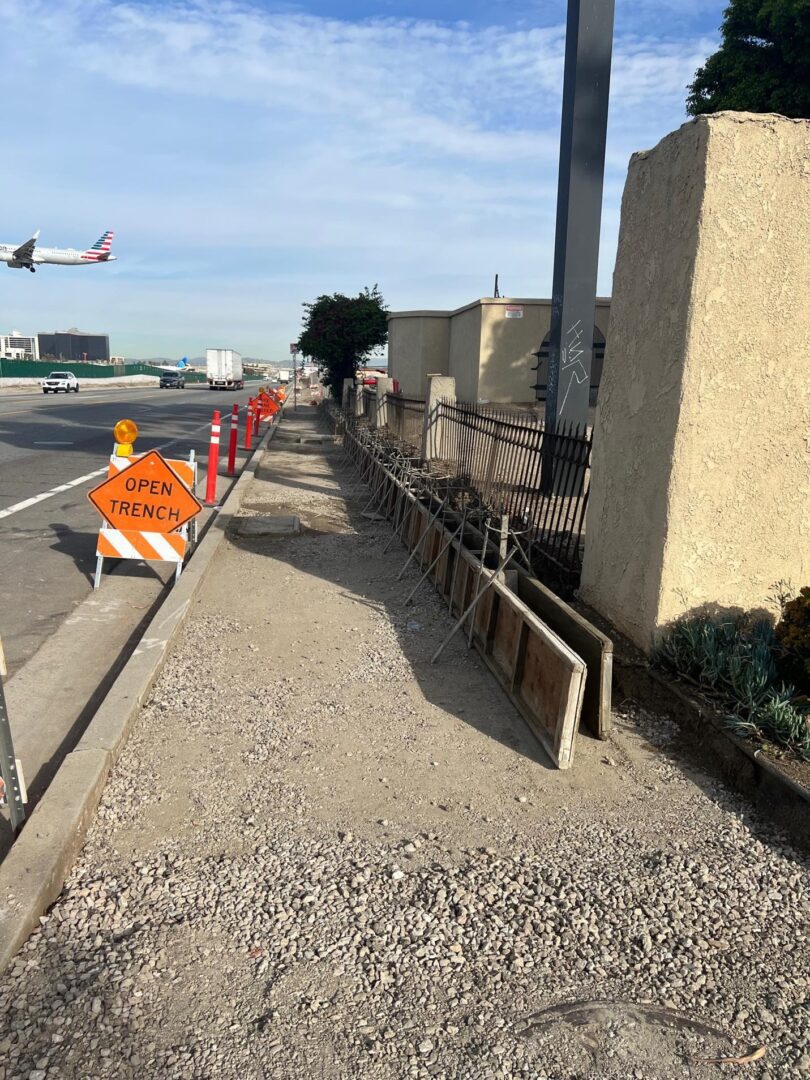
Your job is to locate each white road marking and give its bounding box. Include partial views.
[34,441,75,446]
[0,469,107,519]
[0,421,218,521]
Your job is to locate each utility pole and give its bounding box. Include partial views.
[538,0,615,431]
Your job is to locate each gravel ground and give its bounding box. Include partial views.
[0,410,808,1080]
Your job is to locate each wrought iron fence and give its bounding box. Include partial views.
[385,393,426,449]
[336,390,592,592]
[435,401,591,589]
[361,386,376,418]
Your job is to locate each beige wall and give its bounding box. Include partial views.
[390,297,612,404]
[478,300,550,403]
[387,312,449,397]
[581,113,810,650]
[448,303,482,402]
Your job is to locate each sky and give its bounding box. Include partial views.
[0,0,722,360]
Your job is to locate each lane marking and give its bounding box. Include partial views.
[34,441,75,446]
[0,468,107,519]
[0,422,217,521]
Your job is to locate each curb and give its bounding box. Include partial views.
[0,418,280,972]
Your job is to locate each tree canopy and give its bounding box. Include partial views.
[297,286,388,399]
[686,0,810,118]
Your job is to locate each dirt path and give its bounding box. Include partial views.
[1,409,807,1079]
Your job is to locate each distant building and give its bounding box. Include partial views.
[1,330,39,360]
[37,327,110,364]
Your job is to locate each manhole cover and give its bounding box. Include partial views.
[237,515,300,537]
[513,1000,757,1076]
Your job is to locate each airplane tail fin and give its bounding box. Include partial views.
[177,358,190,370]
[84,230,114,260]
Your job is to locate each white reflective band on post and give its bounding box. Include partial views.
[210,437,220,445]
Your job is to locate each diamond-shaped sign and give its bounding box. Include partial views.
[88,449,202,533]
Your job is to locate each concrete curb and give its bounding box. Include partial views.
[0,418,280,972]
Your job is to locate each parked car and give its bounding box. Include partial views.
[41,371,79,394]
[160,370,186,389]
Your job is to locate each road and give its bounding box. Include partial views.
[0,382,261,836]
[0,383,256,674]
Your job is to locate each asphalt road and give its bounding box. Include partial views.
[0,382,257,677]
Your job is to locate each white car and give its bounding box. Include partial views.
[41,371,80,394]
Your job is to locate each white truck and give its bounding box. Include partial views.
[206,348,244,390]
[277,368,291,385]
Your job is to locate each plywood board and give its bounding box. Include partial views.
[517,576,613,739]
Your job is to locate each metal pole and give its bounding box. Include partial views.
[0,637,26,831]
[539,0,615,430]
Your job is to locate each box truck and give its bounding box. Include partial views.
[206,348,244,390]
[277,368,291,384]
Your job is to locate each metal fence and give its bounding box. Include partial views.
[361,386,376,419]
[0,358,208,383]
[385,393,426,449]
[336,391,591,591]
[435,402,591,588]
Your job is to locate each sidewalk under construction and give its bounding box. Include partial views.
[0,408,806,1079]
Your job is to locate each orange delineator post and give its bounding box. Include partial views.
[253,401,260,436]
[205,409,221,506]
[245,399,253,450]
[226,402,239,477]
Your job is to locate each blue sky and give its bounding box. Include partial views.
[0,0,721,360]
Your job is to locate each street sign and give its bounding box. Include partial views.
[290,342,299,354]
[88,449,202,533]
[504,305,524,319]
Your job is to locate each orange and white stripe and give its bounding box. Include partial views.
[97,527,186,563]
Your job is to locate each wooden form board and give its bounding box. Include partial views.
[408,499,586,769]
[348,437,590,767]
[516,577,613,740]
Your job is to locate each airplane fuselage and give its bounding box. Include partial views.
[0,245,116,267]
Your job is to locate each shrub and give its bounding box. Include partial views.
[775,586,810,696]
[654,615,810,761]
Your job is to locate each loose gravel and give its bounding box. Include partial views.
[1,412,807,1080]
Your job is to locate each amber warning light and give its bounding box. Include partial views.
[113,418,138,457]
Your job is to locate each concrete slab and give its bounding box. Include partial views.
[237,514,300,537]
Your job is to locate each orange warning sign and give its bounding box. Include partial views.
[88,449,202,533]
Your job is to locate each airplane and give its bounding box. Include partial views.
[0,230,116,272]
[158,357,193,372]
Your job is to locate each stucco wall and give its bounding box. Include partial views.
[448,303,482,403]
[478,300,550,403]
[581,113,810,649]
[387,312,450,397]
[477,298,612,403]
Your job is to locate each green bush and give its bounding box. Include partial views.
[654,615,810,761]
[775,587,810,696]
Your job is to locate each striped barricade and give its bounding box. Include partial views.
[90,450,201,589]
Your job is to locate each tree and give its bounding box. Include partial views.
[686,0,810,118]
[297,286,388,399]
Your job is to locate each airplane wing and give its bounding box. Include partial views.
[12,230,40,265]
